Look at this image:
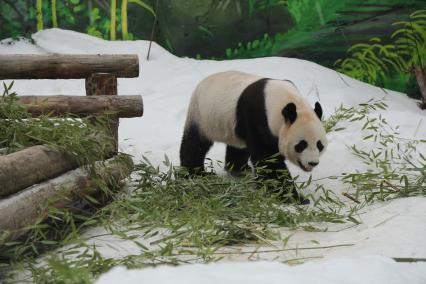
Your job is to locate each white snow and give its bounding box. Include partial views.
[1,29,426,283]
[95,256,426,284]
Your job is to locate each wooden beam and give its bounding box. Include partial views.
[0,154,133,241]
[5,95,144,118]
[0,145,78,197]
[0,54,139,79]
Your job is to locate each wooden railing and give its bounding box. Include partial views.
[0,54,142,241]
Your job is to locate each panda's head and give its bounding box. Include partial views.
[278,102,327,172]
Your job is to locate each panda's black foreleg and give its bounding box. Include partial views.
[249,147,309,204]
[225,146,249,177]
[179,122,213,176]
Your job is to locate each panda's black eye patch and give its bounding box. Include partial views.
[317,140,324,152]
[295,140,308,153]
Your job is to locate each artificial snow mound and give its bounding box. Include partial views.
[95,256,426,284]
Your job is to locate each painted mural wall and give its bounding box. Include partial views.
[0,1,425,98]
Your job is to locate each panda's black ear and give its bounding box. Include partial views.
[282,103,297,124]
[314,102,323,120]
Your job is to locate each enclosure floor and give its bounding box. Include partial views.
[1,28,425,281]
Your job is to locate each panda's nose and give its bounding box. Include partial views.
[308,162,318,167]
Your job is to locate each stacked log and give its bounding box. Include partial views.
[0,154,134,241]
[0,145,78,197]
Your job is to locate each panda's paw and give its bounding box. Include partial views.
[299,197,310,205]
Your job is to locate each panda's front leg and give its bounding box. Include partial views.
[250,149,309,204]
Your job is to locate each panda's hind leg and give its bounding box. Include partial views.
[225,146,249,177]
[180,122,213,176]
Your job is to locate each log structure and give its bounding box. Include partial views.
[0,53,141,243]
[0,145,78,197]
[2,95,144,118]
[0,54,139,79]
[0,155,133,241]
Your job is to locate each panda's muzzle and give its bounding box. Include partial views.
[298,160,317,172]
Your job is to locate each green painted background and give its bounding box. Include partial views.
[0,1,425,98]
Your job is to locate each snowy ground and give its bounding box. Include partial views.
[1,29,426,283]
[96,256,426,284]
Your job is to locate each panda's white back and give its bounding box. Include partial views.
[187,71,262,148]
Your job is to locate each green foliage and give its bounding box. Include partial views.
[324,99,388,133]
[87,8,104,38]
[325,99,425,205]
[122,0,155,40]
[248,0,288,17]
[335,10,426,95]
[129,0,155,16]
[287,0,420,31]
[0,0,155,41]
[222,33,285,59]
[0,82,115,165]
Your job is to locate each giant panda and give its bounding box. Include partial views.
[179,71,327,204]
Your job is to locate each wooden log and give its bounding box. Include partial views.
[86,73,120,154]
[0,54,139,79]
[0,154,133,241]
[3,95,144,118]
[0,145,78,197]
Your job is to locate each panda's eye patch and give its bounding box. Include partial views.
[295,140,308,153]
[317,140,324,152]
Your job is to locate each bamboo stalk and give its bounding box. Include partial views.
[121,0,128,40]
[342,192,360,203]
[110,0,116,40]
[36,0,43,31]
[51,0,58,28]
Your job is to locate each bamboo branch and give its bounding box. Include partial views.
[383,180,400,192]
[147,0,159,60]
[342,192,360,203]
